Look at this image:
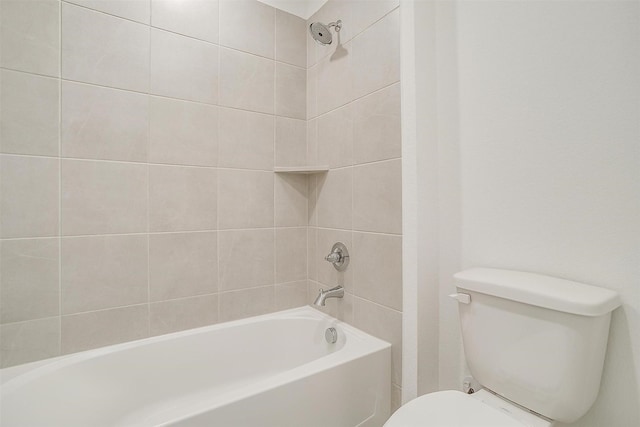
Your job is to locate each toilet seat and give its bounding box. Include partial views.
[384,390,552,427]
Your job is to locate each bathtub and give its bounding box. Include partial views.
[1,306,391,427]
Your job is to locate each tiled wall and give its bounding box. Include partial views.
[305,0,403,412]
[0,0,309,367]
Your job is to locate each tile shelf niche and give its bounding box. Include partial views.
[274,166,329,174]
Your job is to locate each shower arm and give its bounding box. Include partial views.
[327,20,342,32]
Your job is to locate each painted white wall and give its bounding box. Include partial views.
[417,0,639,425]
[257,0,326,19]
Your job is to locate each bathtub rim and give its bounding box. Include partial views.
[1,305,390,388]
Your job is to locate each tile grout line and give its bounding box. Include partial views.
[146,0,152,338]
[58,0,63,357]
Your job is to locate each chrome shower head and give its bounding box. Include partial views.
[309,20,342,45]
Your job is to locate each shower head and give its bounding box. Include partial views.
[309,20,342,45]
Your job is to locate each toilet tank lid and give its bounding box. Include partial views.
[454,268,621,317]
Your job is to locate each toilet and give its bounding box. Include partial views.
[385,268,621,427]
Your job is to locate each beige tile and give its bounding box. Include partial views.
[316,41,352,115]
[276,228,307,283]
[353,159,402,234]
[61,81,149,162]
[353,297,402,385]
[1,239,59,324]
[308,174,318,226]
[275,281,307,310]
[61,3,149,92]
[276,63,306,120]
[219,48,274,114]
[218,170,274,229]
[1,155,59,238]
[61,160,147,236]
[219,0,275,58]
[1,70,59,156]
[307,227,317,281]
[318,104,353,168]
[352,232,402,311]
[150,294,218,336]
[0,0,60,77]
[275,173,308,227]
[66,0,151,24]
[391,383,402,415]
[150,29,219,104]
[149,165,217,232]
[218,230,274,291]
[151,0,218,43]
[61,305,148,354]
[150,97,218,166]
[316,228,352,291]
[307,65,318,120]
[307,118,318,167]
[219,286,275,322]
[275,117,306,168]
[61,235,148,314]
[276,10,306,67]
[351,9,400,99]
[308,280,353,323]
[350,0,399,38]
[316,168,353,230]
[149,232,217,301]
[353,83,401,164]
[1,318,60,368]
[218,108,274,170]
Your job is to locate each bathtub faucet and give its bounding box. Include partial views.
[313,285,344,307]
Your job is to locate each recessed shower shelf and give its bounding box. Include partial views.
[274,166,329,175]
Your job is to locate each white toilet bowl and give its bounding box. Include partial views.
[384,389,553,427]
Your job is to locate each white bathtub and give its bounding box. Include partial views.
[1,306,391,427]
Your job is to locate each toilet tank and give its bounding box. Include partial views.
[453,268,621,424]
